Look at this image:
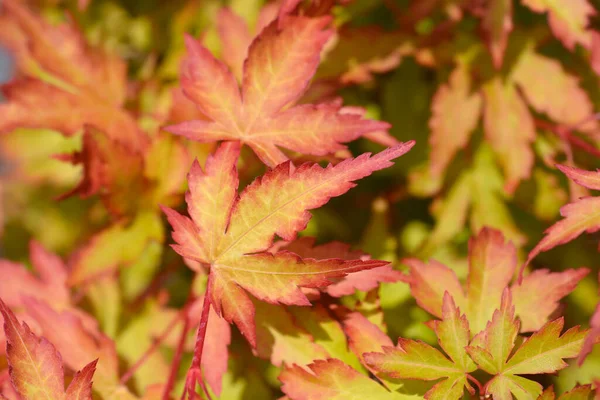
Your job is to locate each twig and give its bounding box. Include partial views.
[120,309,186,385]
[180,278,213,400]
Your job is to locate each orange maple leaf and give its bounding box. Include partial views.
[166,15,392,167]
[163,140,414,346]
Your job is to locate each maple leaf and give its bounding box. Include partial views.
[405,228,588,334]
[280,358,420,400]
[0,300,98,400]
[365,293,477,400]
[483,76,536,194]
[274,237,403,297]
[163,140,413,346]
[525,165,600,269]
[0,0,144,151]
[512,46,598,133]
[21,298,137,399]
[166,15,392,167]
[521,0,595,50]
[428,64,482,177]
[466,290,588,399]
[59,127,189,217]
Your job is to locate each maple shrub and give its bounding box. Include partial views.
[2,0,600,399]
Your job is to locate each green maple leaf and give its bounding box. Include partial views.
[364,293,477,400]
[466,289,588,399]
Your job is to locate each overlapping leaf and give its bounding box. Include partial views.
[365,294,476,400]
[0,0,144,151]
[466,290,588,399]
[166,15,393,166]
[405,228,588,334]
[526,165,600,268]
[164,140,413,345]
[0,300,98,400]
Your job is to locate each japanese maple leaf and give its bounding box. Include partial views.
[0,0,144,151]
[166,15,392,167]
[364,293,477,400]
[521,0,595,50]
[0,300,98,400]
[280,359,421,400]
[273,236,404,297]
[525,165,600,270]
[405,228,588,334]
[466,290,588,399]
[162,140,413,346]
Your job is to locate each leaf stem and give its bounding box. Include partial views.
[181,276,213,400]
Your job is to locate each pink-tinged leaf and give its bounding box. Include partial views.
[186,142,240,261]
[525,196,600,268]
[512,268,589,332]
[181,35,242,129]
[521,0,595,49]
[0,80,143,151]
[219,143,414,256]
[166,142,414,347]
[0,242,69,310]
[326,265,402,297]
[482,0,513,68]
[466,228,517,335]
[272,237,401,296]
[0,0,127,103]
[578,272,600,365]
[168,15,390,167]
[429,65,482,176]
[513,50,598,132]
[0,300,65,400]
[365,294,476,400]
[249,102,391,161]
[280,359,400,400]
[217,8,253,82]
[22,299,121,396]
[242,16,332,122]
[591,31,600,76]
[483,77,535,193]
[557,165,600,191]
[342,311,393,367]
[403,258,465,318]
[65,360,97,400]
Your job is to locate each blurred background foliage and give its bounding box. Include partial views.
[1,0,600,398]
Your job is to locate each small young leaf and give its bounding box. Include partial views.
[365,294,476,400]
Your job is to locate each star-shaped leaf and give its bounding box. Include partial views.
[405,228,588,334]
[163,140,413,346]
[364,293,477,400]
[466,290,588,399]
[167,16,392,167]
